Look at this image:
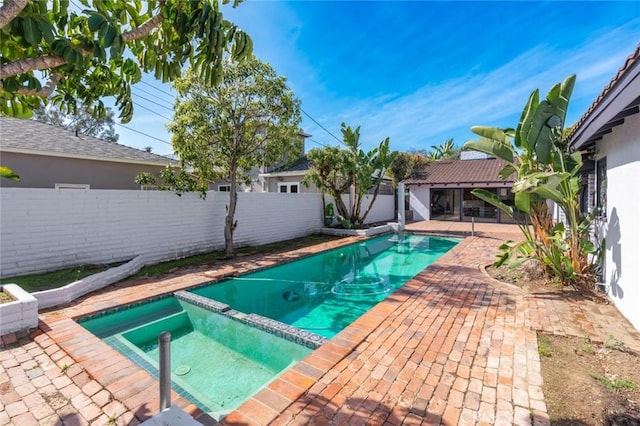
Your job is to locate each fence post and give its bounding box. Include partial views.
[159,332,171,411]
[471,216,475,237]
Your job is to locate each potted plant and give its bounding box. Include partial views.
[324,203,335,227]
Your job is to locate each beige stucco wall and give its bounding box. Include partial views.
[0,152,173,190]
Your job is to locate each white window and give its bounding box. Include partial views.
[218,185,231,192]
[278,183,299,193]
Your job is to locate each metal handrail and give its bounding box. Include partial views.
[159,332,171,411]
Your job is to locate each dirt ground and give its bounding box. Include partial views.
[487,265,640,425]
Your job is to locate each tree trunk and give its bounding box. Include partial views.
[331,189,350,221]
[224,166,239,258]
[360,179,383,225]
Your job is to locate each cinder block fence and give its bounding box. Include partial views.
[0,188,395,278]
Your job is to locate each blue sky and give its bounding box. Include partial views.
[116,1,640,156]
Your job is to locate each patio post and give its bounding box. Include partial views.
[397,182,405,231]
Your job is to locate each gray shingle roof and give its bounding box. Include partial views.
[272,156,310,173]
[0,117,177,166]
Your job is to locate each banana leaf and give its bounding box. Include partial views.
[470,188,514,219]
[463,136,514,163]
[515,89,539,150]
[0,166,20,182]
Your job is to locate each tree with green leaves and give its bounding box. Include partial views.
[463,75,600,290]
[430,138,457,160]
[34,103,119,141]
[409,138,459,161]
[388,151,428,186]
[0,0,252,122]
[169,56,302,258]
[304,124,397,228]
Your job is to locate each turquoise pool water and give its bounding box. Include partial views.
[191,233,459,338]
[78,232,458,417]
[80,297,312,419]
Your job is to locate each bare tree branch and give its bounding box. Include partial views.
[0,56,66,79]
[0,72,62,97]
[0,0,28,29]
[122,13,164,42]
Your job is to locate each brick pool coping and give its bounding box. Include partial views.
[3,223,640,425]
[32,235,371,424]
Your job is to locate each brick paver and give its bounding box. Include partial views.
[2,221,640,425]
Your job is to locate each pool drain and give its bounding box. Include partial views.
[174,365,191,376]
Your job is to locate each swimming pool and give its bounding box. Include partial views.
[80,296,312,419]
[77,232,459,418]
[190,233,459,338]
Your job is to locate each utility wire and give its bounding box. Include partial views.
[116,123,172,146]
[132,93,174,112]
[307,138,331,149]
[300,107,344,145]
[132,86,174,108]
[132,102,172,121]
[140,80,175,98]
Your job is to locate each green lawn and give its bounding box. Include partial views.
[1,234,342,293]
[0,264,116,293]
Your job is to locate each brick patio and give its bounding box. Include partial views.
[2,221,640,425]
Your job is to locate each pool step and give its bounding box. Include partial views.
[174,291,231,313]
[174,290,327,349]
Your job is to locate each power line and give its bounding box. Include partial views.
[132,102,172,121]
[300,107,344,145]
[140,80,175,98]
[115,123,172,146]
[132,86,174,108]
[307,138,331,149]
[132,93,174,112]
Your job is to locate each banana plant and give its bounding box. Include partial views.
[462,75,600,288]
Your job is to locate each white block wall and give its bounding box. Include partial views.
[0,189,323,278]
[346,194,395,224]
[597,113,640,331]
[326,194,396,225]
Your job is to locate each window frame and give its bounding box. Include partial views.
[596,157,607,216]
[278,182,300,194]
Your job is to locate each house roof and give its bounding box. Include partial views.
[260,156,310,177]
[0,117,178,166]
[568,43,640,151]
[404,158,513,187]
[275,156,310,172]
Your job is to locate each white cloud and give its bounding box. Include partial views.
[325,21,640,151]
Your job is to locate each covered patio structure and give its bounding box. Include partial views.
[404,156,522,224]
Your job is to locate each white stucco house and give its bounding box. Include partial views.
[568,43,640,331]
[404,152,518,224]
